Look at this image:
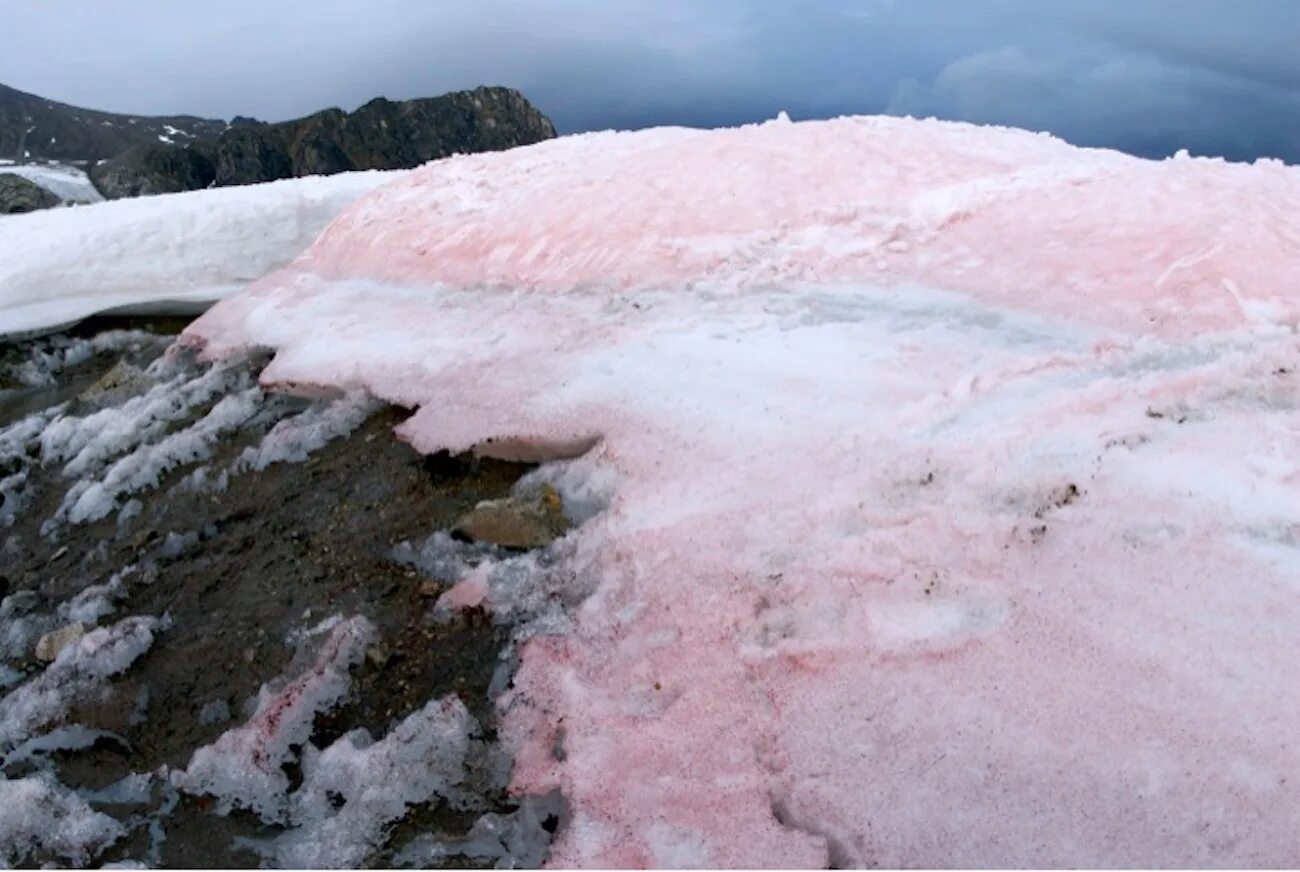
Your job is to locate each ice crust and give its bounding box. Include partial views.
[178,115,1300,865]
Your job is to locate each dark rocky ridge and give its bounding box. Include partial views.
[0,82,226,163]
[89,87,556,198]
[1,82,557,203]
[0,172,61,213]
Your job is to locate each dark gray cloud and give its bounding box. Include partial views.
[2,0,1297,162]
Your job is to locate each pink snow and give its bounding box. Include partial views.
[185,115,1300,867]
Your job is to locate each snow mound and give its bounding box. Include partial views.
[185,116,1300,867]
[0,170,400,339]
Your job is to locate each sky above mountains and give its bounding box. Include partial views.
[3,0,1298,163]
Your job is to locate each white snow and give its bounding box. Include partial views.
[0,170,402,339]
[0,773,124,866]
[270,695,476,868]
[57,384,263,524]
[236,389,377,471]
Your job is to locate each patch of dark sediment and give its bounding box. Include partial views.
[0,321,584,868]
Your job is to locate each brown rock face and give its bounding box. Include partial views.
[35,622,87,661]
[454,484,570,550]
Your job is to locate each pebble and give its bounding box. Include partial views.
[453,484,570,549]
[35,622,87,662]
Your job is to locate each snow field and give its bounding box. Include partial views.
[186,115,1300,866]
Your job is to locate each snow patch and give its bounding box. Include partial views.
[0,616,163,755]
[182,114,1300,867]
[269,696,476,868]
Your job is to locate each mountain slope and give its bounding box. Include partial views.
[0,82,226,163]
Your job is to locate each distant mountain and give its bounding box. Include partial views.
[0,82,227,163]
[0,82,557,203]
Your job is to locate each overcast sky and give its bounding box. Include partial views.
[3,0,1298,163]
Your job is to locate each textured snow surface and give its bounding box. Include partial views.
[0,170,399,339]
[270,695,475,868]
[186,116,1300,867]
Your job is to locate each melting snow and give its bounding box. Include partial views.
[0,616,163,756]
[173,616,374,821]
[182,115,1300,866]
[0,773,124,866]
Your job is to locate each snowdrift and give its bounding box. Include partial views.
[186,115,1300,867]
[0,171,398,340]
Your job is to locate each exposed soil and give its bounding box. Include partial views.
[0,318,562,867]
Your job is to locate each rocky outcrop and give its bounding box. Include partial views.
[87,143,218,199]
[90,87,556,197]
[0,172,61,213]
[0,82,226,163]
[3,82,556,200]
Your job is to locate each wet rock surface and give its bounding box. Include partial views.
[0,318,571,867]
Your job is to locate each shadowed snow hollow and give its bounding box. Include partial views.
[185,116,1300,867]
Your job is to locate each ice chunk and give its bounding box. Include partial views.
[59,572,128,625]
[0,773,123,866]
[2,724,126,768]
[237,389,377,470]
[0,615,162,754]
[40,355,248,475]
[57,385,263,525]
[271,695,476,868]
[173,615,374,821]
[393,790,566,869]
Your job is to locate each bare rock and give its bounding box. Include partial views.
[35,621,87,662]
[0,172,61,214]
[78,359,149,405]
[454,484,570,550]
